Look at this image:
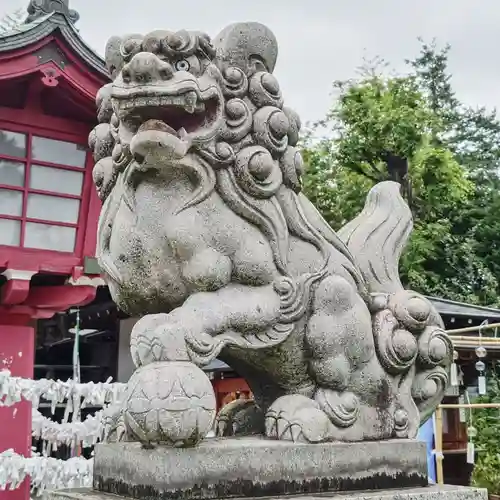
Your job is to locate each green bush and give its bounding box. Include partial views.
[470,371,500,494]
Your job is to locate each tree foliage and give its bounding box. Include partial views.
[302,42,500,305]
[471,372,500,494]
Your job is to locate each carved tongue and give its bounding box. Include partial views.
[138,119,177,136]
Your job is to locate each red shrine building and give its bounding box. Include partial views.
[0,2,108,498]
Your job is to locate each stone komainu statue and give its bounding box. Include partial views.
[89,23,452,446]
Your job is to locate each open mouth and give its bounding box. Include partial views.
[115,91,220,138]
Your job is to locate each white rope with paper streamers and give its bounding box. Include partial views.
[0,449,92,496]
[32,408,106,449]
[0,370,124,495]
[0,370,126,415]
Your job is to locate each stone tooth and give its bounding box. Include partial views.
[184,91,197,114]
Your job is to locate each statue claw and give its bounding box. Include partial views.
[276,417,289,440]
[289,423,302,442]
[215,398,265,437]
[265,394,334,443]
[265,416,277,437]
[216,420,227,436]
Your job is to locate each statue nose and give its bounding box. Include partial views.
[121,52,174,84]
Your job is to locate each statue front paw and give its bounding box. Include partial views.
[265,395,334,443]
[216,398,265,437]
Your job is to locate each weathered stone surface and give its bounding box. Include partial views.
[47,485,488,500]
[93,438,427,500]
[90,22,453,446]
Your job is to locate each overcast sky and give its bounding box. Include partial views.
[2,0,500,126]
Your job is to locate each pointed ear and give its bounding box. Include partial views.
[213,22,278,76]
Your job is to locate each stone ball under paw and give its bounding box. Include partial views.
[124,361,216,446]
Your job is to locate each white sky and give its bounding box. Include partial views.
[2,0,500,126]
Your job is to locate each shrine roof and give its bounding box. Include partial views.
[428,296,500,320]
[0,9,107,78]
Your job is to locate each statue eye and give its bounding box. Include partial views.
[175,59,190,71]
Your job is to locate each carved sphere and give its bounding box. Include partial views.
[268,110,289,138]
[92,157,114,197]
[370,293,388,312]
[394,409,408,425]
[121,35,143,61]
[393,409,409,437]
[221,67,248,97]
[421,378,438,399]
[392,329,418,362]
[248,150,275,181]
[417,326,452,368]
[406,297,430,322]
[166,32,185,50]
[428,337,449,363]
[214,142,234,162]
[124,361,216,446]
[282,107,301,146]
[142,31,169,54]
[224,67,244,84]
[226,98,247,120]
[234,146,282,197]
[89,124,114,162]
[389,291,432,332]
[249,72,283,108]
[261,73,280,95]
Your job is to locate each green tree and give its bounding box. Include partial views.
[302,46,500,305]
[409,40,500,178]
[409,39,500,302]
[471,372,500,495]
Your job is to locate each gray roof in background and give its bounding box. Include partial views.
[427,296,500,319]
[202,359,232,372]
[0,9,107,77]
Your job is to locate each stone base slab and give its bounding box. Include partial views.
[93,437,428,499]
[47,485,488,500]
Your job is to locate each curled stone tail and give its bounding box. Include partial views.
[338,181,412,295]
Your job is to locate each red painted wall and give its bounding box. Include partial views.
[0,323,34,500]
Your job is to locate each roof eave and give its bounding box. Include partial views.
[0,12,108,79]
[426,295,500,319]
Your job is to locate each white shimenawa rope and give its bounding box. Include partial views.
[0,449,93,495]
[31,408,106,449]
[0,370,126,495]
[0,370,126,413]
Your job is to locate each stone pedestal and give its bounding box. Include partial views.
[93,438,428,499]
[46,438,487,500]
[47,485,487,500]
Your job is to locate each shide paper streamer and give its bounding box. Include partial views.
[0,370,126,495]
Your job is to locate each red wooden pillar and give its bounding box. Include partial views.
[0,315,35,500]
